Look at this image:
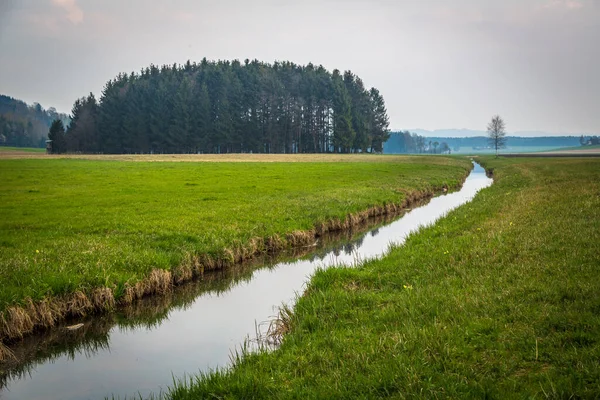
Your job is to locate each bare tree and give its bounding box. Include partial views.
[487,115,506,157]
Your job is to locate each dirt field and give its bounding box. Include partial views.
[0,151,426,163]
[503,148,600,157]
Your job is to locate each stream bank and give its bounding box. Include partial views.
[2,163,492,400]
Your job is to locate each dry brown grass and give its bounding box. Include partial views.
[147,269,172,295]
[264,304,294,346]
[122,281,146,305]
[0,340,16,361]
[2,307,34,339]
[67,291,93,315]
[26,299,56,328]
[265,234,285,252]
[173,264,194,284]
[91,288,115,310]
[0,152,431,163]
[286,230,316,247]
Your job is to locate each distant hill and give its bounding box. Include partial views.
[408,128,596,138]
[0,95,70,148]
[384,130,587,154]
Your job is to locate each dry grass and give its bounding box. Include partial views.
[67,291,93,315]
[264,304,295,347]
[0,341,15,362]
[91,288,115,310]
[26,299,56,328]
[0,152,430,163]
[173,264,194,285]
[286,230,316,247]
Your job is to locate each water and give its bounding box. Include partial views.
[0,162,492,400]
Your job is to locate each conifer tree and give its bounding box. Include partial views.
[369,88,390,153]
[48,119,66,153]
[65,59,391,154]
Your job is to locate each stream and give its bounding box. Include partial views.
[0,162,492,400]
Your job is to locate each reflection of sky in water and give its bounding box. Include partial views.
[1,163,492,400]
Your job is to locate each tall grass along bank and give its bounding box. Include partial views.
[168,157,600,399]
[0,155,470,351]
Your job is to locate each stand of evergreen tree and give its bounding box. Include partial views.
[65,59,390,154]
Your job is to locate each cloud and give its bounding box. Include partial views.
[51,0,84,24]
[543,0,584,10]
[171,11,197,23]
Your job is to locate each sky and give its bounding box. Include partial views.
[0,0,598,135]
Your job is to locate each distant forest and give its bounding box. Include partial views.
[0,95,69,148]
[383,131,451,154]
[57,59,390,154]
[384,131,590,154]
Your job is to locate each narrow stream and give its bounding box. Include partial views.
[0,162,492,400]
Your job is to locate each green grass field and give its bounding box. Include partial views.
[453,146,567,154]
[168,157,600,399]
[0,156,470,319]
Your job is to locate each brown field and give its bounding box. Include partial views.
[503,148,600,157]
[0,151,434,163]
[541,148,600,155]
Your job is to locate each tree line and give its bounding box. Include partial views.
[51,59,390,154]
[383,131,451,154]
[384,130,589,154]
[0,95,69,148]
[580,135,600,146]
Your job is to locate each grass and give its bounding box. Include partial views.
[0,146,45,153]
[453,146,566,155]
[167,157,600,399]
[0,156,470,322]
[1,214,407,385]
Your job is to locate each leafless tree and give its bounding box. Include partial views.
[487,115,506,157]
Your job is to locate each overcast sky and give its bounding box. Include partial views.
[0,0,598,134]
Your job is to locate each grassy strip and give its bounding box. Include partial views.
[0,146,45,153]
[169,157,600,398]
[0,156,470,342]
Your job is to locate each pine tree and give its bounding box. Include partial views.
[65,59,390,154]
[48,119,66,153]
[369,88,390,153]
[332,70,355,153]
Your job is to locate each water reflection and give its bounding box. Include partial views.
[0,162,492,400]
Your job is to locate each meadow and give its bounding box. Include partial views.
[0,155,470,345]
[168,157,600,398]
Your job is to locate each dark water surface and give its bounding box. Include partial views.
[0,162,492,400]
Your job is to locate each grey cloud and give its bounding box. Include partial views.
[51,0,83,24]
